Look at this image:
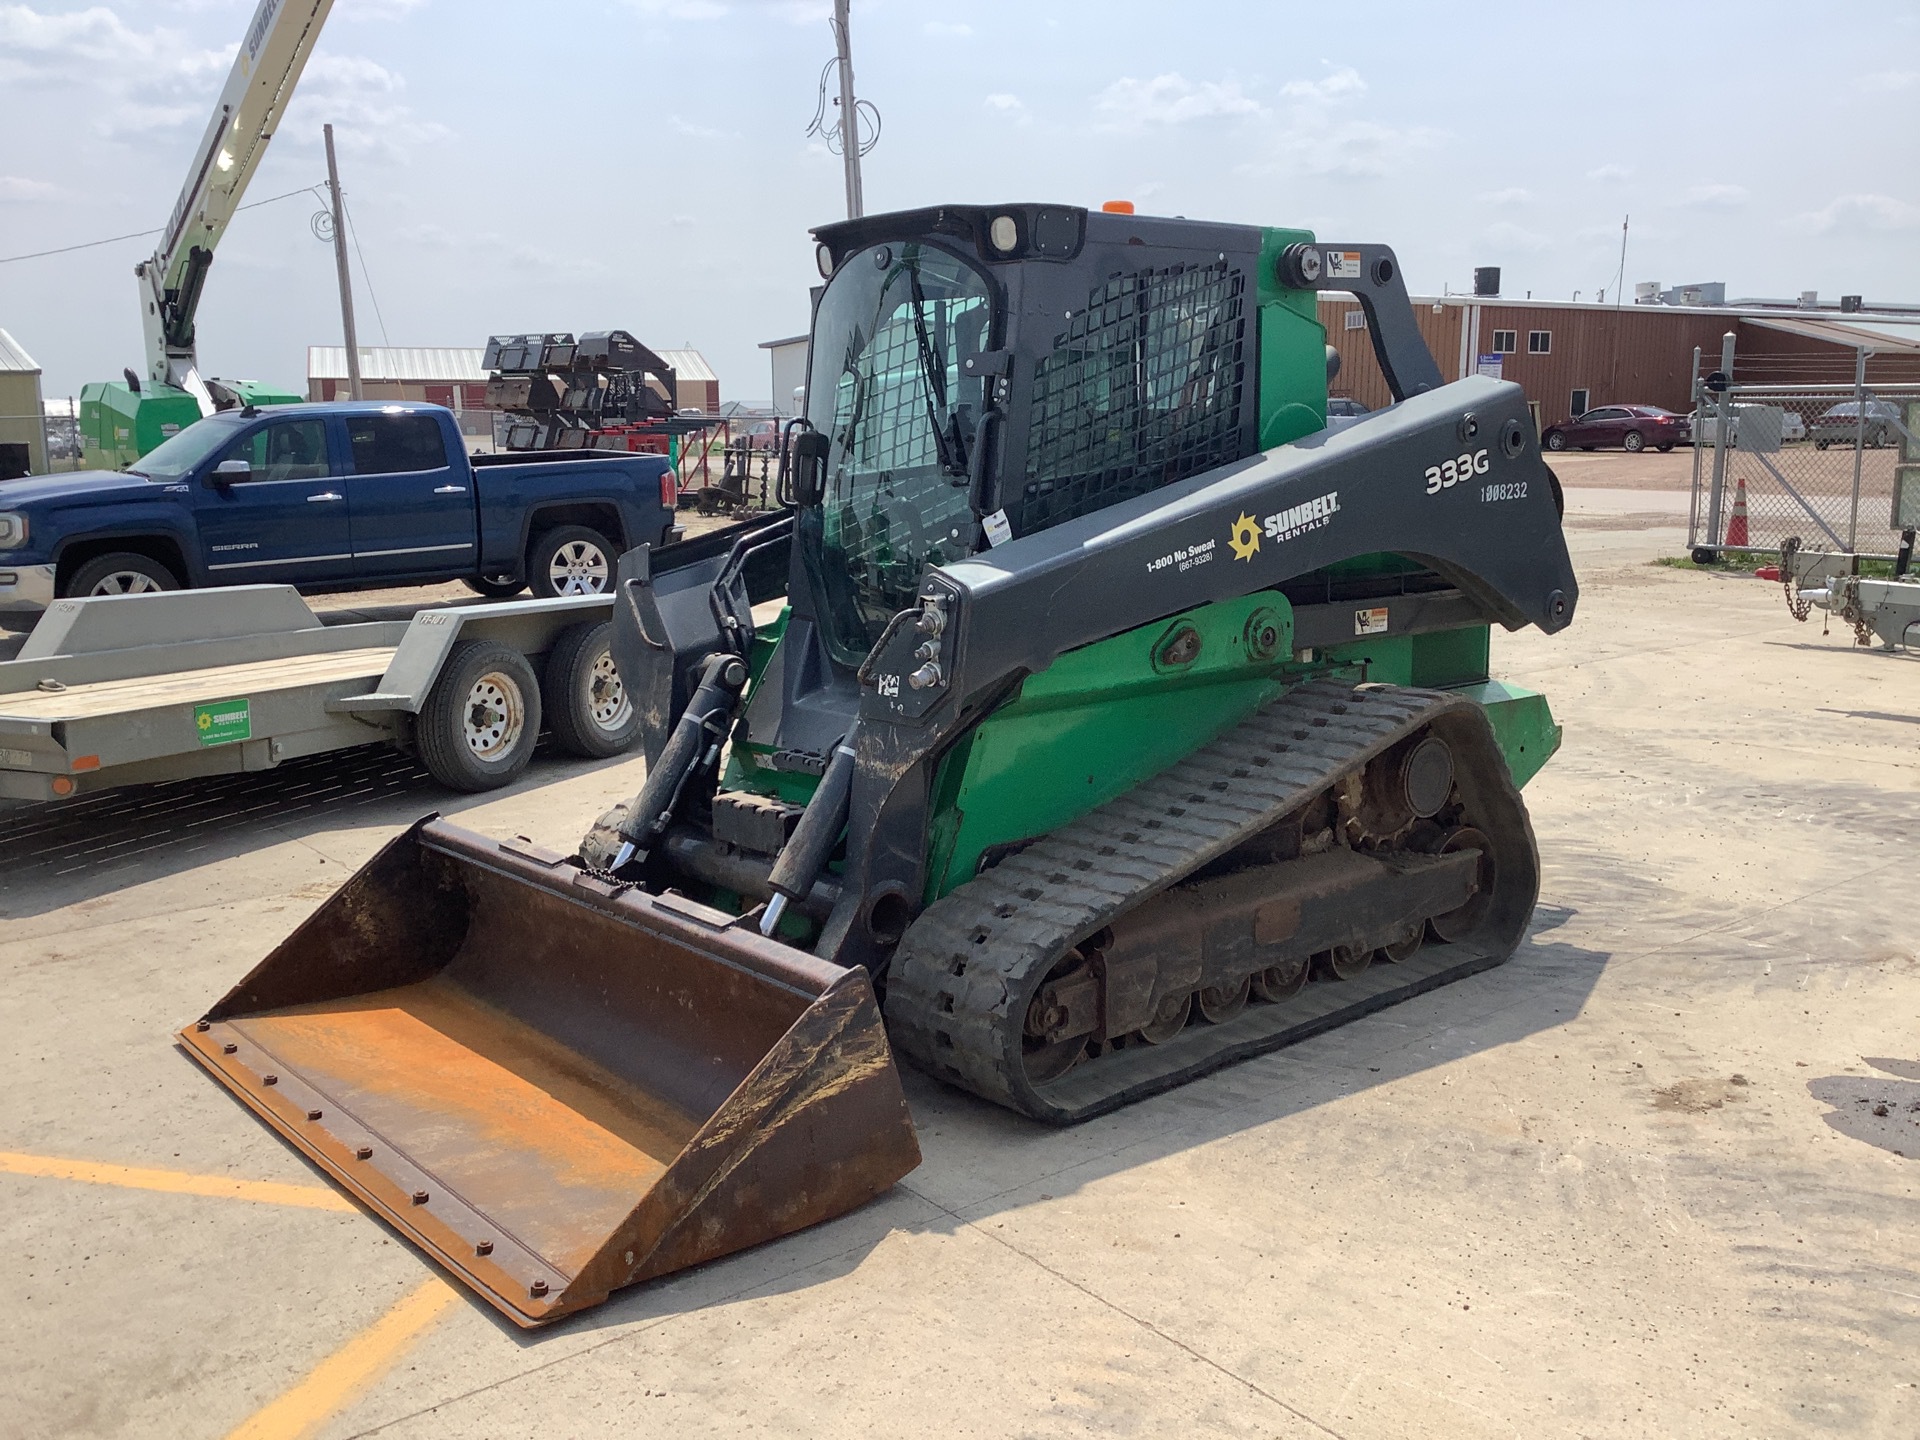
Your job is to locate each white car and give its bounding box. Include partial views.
[1692,404,1807,448]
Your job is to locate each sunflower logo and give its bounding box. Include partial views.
[1229,513,1261,562]
[196,711,213,732]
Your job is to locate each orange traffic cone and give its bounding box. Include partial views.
[1725,475,1750,548]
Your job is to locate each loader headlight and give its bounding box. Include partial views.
[0,513,27,550]
[815,243,835,279]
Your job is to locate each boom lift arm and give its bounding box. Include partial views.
[135,0,334,416]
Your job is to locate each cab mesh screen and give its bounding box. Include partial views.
[1016,260,1248,535]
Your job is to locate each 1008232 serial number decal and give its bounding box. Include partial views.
[1481,480,1527,503]
[1424,449,1490,494]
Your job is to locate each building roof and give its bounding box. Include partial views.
[656,348,716,384]
[0,328,41,374]
[307,344,720,387]
[759,334,808,350]
[1744,315,1920,355]
[307,346,489,382]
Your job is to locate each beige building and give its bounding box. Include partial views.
[0,328,45,478]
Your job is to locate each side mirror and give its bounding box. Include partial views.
[208,459,251,487]
[787,430,829,508]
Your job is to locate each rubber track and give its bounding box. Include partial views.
[885,680,1507,1122]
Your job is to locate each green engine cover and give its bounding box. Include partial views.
[79,380,305,470]
[79,382,201,471]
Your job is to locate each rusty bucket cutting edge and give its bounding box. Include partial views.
[178,816,921,1328]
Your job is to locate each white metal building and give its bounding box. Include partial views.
[0,328,46,478]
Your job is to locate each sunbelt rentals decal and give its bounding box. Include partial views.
[1229,490,1340,561]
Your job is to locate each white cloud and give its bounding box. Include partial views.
[1095,73,1264,129]
[280,53,452,161]
[333,0,431,19]
[1682,183,1748,208]
[0,174,62,202]
[1860,70,1918,91]
[1480,220,1549,253]
[1281,66,1366,101]
[1477,187,1531,205]
[1244,115,1443,180]
[983,92,1028,124]
[670,114,729,140]
[0,4,232,138]
[925,20,971,38]
[1585,162,1633,182]
[1790,193,1920,234]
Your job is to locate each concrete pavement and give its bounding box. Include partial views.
[2,479,1915,1438]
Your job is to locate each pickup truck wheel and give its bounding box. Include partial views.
[542,620,639,759]
[63,552,179,599]
[416,639,542,792]
[463,574,526,599]
[528,525,615,598]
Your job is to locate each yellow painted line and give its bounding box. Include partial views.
[226,1279,459,1440]
[0,1150,355,1212]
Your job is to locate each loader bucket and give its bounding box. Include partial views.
[179,817,920,1328]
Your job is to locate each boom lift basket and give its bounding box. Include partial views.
[180,817,920,1327]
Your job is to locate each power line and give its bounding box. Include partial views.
[338,192,391,350]
[0,184,326,266]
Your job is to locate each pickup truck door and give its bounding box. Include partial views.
[195,416,353,583]
[341,412,478,578]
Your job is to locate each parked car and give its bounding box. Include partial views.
[1324,396,1373,433]
[0,402,680,613]
[1692,404,1808,448]
[738,419,782,451]
[1542,405,1689,453]
[1811,400,1902,450]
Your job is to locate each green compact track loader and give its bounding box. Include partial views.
[185,204,1577,1327]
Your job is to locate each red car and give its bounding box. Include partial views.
[1542,404,1686,454]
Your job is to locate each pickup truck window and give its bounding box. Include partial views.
[127,414,247,481]
[348,415,447,474]
[219,419,331,481]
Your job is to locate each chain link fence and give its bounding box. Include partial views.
[1688,382,1920,559]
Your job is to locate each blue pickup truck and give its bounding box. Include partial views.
[0,402,680,613]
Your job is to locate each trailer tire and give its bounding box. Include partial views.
[542,620,639,759]
[417,639,542,792]
[528,525,615,598]
[63,552,180,598]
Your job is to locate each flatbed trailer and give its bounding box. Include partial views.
[0,584,639,804]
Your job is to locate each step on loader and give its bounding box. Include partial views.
[184,204,1577,1326]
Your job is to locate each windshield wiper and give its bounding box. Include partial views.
[907,270,967,477]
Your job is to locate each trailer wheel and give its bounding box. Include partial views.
[417,639,542,792]
[542,620,639,759]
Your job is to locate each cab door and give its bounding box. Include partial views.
[193,415,352,584]
[340,412,479,579]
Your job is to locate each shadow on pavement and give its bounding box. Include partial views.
[0,741,618,919]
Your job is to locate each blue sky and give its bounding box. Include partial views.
[2,0,1916,402]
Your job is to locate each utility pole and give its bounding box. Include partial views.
[831,0,863,219]
[1615,215,1629,310]
[323,123,363,401]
